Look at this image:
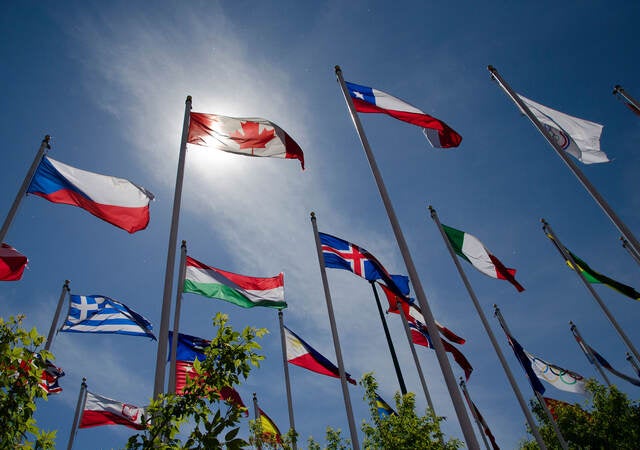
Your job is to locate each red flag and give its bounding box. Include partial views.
[0,243,27,281]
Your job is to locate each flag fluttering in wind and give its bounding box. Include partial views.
[506,333,546,395]
[585,344,640,387]
[284,325,356,384]
[60,295,155,339]
[39,358,64,394]
[442,224,524,292]
[183,256,286,309]
[525,351,586,394]
[518,95,609,164]
[345,81,462,148]
[26,156,154,233]
[258,407,282,444]
[375,393,396,418]
[79,391,147,430]
[188,112,305,169]
[467,398,500,450]
[0,243,27,281]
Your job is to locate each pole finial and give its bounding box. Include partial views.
[186,95,192,103]
[334,65,342,74]
[428,205,435,214]
[81,377,87,385]
[181,240,186,247]
[310,211,316,219]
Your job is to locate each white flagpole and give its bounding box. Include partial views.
[0,135,50,244]
[542,218,640,362]
[334,65,479,450]
[168,240,188,394]
[613,85,640,114]
[278,310,297,450]
[570,321,611,387]
[459,378,492,450]
[66,377,87,450]
[45,280,70,351]
[488,65,640,257]
[310,212,360,449]
[494,306,568,450]
[153,96,192,398]
[429,206,547,449]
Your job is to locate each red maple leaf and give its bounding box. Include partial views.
[229,121,275,149]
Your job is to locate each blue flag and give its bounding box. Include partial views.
[61,295,155,339]
[168,331,209,362]
[375,394,396,418]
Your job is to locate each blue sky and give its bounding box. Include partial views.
[2,1,640,448]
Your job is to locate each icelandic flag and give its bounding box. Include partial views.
[79,391,147,430]
[319,232,408,297]
[345,81,462,148]
[284,325,356,385]
[60,295,155,339]
[27,156,154,233]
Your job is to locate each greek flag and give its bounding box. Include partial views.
[61,295,155,339]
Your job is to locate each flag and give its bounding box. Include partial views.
[519,95,609,164]
[168,331,209,363]
[345,81,462,148]
[188,112,304,169]
[375,393,396,418]
[26,156,154,233]
[547,235,640,301]
[0,243,27,281]
[60,295,155,339]
[442,224,524,292]
[283,325,356,384]
[525,351,586,394]
[39,358,64,394]
[467,398,500,450]
[505,333,545,394]
[319,232,406,296]
[258,407,282,444]
[184,256,286,309]
[586,344,640,387]
[79,391,146,430]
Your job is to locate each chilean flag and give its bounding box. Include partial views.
[284,325,356,385]
[27,156,154,233]
[346,81,462,148]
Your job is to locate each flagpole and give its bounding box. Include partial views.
[542,218,640,362]
[45,280,70,351]
[570,321,611,387]
[620,237,640,267]
[66,377,87,450]
[429,206,548,449]
[154,96,192,398]
[459,378,491,450]
[370,281,407,395]
[494,306,567,450]
[310,212,360,450]
[488,65,640,257]
[0,135,50,244]
[613,85,640,114]
[168,240,188,394]
[335,65,479,450]
[625,352,640,377]
[278,310,297,450]
[396,302,435,413]
[252,393,262,450]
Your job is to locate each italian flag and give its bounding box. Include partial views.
[443,224,524,292]
[184,256,286,309]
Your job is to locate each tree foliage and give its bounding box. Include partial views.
[0,315,56,449]
[126,312,267,449]
[519,380,640,450]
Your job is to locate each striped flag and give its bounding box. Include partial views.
[60,295,155,339]
[79,391,147,430]
[258,407,282,444]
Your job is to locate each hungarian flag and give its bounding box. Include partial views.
[0,243,27,281]
[184,256,286,309]
[284,325,356,384]
[442,224,524,292]
[188,112,305,169]
[79,391,147,430]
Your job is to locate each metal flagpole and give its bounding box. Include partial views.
[0,135,50,244]
[542,218,640,362]
[154,96,192,398]
[626,352,640,377]
[335,65,479,450]
[620,237,640,267]
[278,310,297,450]
[66,377,87,450]
[310,212,360,450]
[45,280,70,351]
[494,306,567,450]
[252,393,262,450]
[570,321,611,387]
[488,65,640,257]
[429,206,547,449]
[613,85,640,114]
[459,378,491,450]
[370,281,407,395]
[396,302,435,413]
[168,240,188,394]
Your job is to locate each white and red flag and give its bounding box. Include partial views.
[79,391,147,430]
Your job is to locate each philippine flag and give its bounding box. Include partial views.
[346,81,462,148]
[27,156,154,233]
